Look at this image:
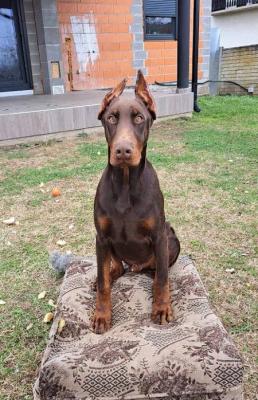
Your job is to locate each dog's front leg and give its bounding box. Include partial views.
[92,235,112,334]
[152,230,173,324]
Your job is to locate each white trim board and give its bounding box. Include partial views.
[0,90,33,98]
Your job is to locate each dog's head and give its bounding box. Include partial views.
[98,70,156,167]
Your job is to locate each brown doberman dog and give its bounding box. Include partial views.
[92,70,180,334]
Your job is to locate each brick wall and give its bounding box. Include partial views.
[57,0,210,90]
[23,0,43,94]
[57,0,135,90]
[219,45,258,95]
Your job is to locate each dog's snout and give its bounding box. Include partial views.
[115,143,133,161]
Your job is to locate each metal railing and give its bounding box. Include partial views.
[212,0,258,12]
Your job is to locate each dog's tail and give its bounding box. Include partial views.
[49,251,77,273]
[49,251,95,273]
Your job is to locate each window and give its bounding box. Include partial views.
[143,0,177,40]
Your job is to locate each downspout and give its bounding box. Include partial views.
[192,0,201,112]
[177,0,190,90]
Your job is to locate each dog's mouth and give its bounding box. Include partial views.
[110,156,140,168]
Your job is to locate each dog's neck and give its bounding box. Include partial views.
[109,146,147,214]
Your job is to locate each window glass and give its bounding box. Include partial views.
[145,16,174,36]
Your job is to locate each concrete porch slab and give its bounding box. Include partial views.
[0,89,193,142]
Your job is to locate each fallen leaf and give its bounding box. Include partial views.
[0,299,6,305]
[225,268,235,274]
[38,291,46,300]
[48,299,56,308]
[40,188,45,193]
[57,319,66,333]
[26,323,33,331]
[3,217,16,225]
[6,241,12,246]
[57,240,66,246]
[43,312,54,323]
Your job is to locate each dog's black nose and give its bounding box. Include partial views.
[115,145,132,161]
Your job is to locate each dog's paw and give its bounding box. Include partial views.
[151,302,173,325]
[92,309,111,334]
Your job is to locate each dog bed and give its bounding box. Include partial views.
[33,255,243,400]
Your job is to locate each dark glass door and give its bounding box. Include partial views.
[0,0,32,92]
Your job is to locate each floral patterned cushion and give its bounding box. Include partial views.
[33,256,243,400]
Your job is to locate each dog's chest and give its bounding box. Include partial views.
[100,211,153,243]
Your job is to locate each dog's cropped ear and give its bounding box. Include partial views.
[98,78,127,120]
[135,70,156,120]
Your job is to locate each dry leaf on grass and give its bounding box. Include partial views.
[38,291,46,300]
[43,312,54,323]
[48,299,56,308]
[57,319,66,333]
[26,323,33,331]
[0,299,6,305]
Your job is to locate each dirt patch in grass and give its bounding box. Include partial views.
[0,96,257,399]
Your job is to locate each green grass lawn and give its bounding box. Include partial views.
[0,96,257,399]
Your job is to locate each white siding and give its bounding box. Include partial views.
[211,8,258,48]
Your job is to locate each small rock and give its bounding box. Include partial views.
[3,217,16,225]
[68,224,74,230]
[225,268,235,274]
[57,239,66,247]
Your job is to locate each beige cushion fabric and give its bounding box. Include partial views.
[33,256,243,400]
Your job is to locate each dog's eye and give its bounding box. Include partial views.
[134,114,144,124]
[107,115,117,124]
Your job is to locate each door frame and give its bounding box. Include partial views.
[0,0,33,92]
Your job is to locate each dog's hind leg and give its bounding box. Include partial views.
[110,256,124,284]
[166,222,180,267]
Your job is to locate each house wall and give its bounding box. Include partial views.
[23,0,43,94]
[219,45,258,95]
[57,0,211,90]
[211,8,258,49]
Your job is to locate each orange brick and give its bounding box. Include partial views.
[113,4,130,14]
[125,15,133,24]
[108,15,126,24]
[164,41,177,49]
[95,4,114,14]
[58,2,78,13]
[101,41,120,51]
[119,42,131,51]
[145,41,165,50]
